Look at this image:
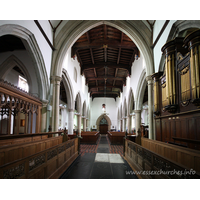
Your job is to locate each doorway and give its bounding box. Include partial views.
[99,124,108,134]
[99,117,108,134]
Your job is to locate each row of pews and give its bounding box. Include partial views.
[108,131,136,145]
[0,131,79,179]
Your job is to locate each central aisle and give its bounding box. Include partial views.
[60,135,138,179]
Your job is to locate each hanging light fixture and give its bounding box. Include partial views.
[102,77,107,113]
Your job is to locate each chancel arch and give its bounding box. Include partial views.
[96,114,112,133]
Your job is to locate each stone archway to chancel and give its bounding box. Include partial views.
[96,114,112,134]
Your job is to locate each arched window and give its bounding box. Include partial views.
[100,117,108,125]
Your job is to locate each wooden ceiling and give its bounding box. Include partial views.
[71,24,139,100]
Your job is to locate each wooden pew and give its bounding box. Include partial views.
[0,131,63,147]
[0,138,79,179]
[108,131,125,145]
[141,137,200,173]
[0,136,63,166]
[80,131,99,144]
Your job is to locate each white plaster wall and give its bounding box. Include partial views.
[4,68,20,87]
[0,20,53,82]
[115,54,145,112]
[62,48,90,111]
[90,98,118,130]
[153,20,176,72]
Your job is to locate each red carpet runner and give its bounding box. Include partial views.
[80,134,123,156]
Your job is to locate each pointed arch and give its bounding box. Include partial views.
[96,114,112,131]
[82,101,86,116]
[135,69,147,110]
[127,88,134,116]
[62,68,74,110]
[122,98,127,117]
[51,20,154,79]
[0,24,49,100]
[0,55,33,92]
[75,92,82,115]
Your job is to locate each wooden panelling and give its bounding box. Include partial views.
[141,137,200,173]
[0,136,63,166]
[0,138,78,179]
[108,131,125,145]
[80,131,99,144]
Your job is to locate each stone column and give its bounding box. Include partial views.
[68,109,74,135]
[135,110,141,136]
[132,114,136,133]
[78,114,81,136]
[146,75,154,139]
[83,117,86,131]
[51,76,62,131]
[121,118,125,132]
[127,115,131,133]
[41,100,48,132]
[129,115,132,133]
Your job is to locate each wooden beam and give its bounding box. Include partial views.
[82,62,130,71]
[86,76,126,83]
[104,47,107,62]
[115,68,118,77]
[117,48,121,64]
[94,68,97,77]
[151,20,170,49]
[72,39,137,57]
[34,20,55,51]
[90,91,120,96]
[76,51,82,66]
[104,66,107,76]
[104,24,107,40]
[89,85,122,92]
[86,32,91,43]
[90,48,94,64]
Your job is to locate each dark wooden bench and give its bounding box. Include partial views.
[80,131,99,144]
[0,135,63,166]
[108,131,133,145]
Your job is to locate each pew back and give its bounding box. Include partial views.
[0,136,63,166]
[81,131,99,144]
[0,138,79,179]
[108,131,125,144]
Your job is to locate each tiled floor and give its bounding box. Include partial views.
[60,135,138,179]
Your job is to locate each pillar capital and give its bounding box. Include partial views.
[68,108,74,112]
[41,99,49,107]
[50,75,62,83]
[134,110,141,114]
[146,75,153,83]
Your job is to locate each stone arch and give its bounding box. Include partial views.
[62,68,74,110]
[51,20,154,79]
[82,101,86,116]
[122,98,127,118]
[75,91,82,115]
[0,55,33,93]
[135,69,147,110]
[96,114,112,131]
[127,88,134,116]
[0,24,49,100]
